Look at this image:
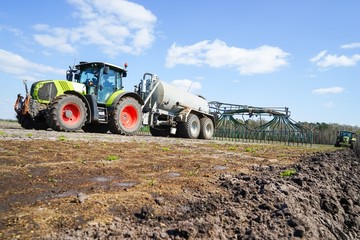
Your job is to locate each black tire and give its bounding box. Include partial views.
[199,117,214,140]
[82,123,109,133]
[20,114,34,129]
[109,97,142,135]
[177,113,200,139]
[33,117,49,130]
[47,94,87,132]
[150,126,170,137]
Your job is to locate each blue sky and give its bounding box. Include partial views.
[0,0,359,126]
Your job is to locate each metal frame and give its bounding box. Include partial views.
[208,101,313,145]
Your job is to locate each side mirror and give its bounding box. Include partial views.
[122,71,127,77]
[103,66,109,74]
[66,71,72,81]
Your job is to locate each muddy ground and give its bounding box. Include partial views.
[0,121,359,240]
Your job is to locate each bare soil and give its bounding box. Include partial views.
[0,121,359,239]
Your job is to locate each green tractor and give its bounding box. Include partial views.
[334,130,357,149]
[14,62,143,134]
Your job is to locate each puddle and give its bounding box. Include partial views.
[93,176,113,182]
[54,190,78,198]
[213,165,228,170]
[167,172,181,178]
[114,182,137,188]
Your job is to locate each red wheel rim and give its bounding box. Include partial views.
[121,105,138,129]
[61,103,81,125]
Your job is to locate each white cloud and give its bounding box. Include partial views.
[33,0,157,56]
[165,39,289,75]
[312,86,344,95]
[0,49,64,80]
[34,28,76,54]
[323,101,334,108]
[171,79,202,93]
[310,50,360,68]
[0,24,23,37]
[341,42,360,49]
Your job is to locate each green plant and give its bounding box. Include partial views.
[244,147,256,153]
[161,147,171,151]
[280,168,297,177]
[106,155,119,161]
[58,135,66,141]
[48,177,58,182]
[148,178,156,186]
[26,133,33,137]
[187,167,200,176]
[228,145,236,151]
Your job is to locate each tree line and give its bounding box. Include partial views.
[299,122,360,145]
[236,118,359,145]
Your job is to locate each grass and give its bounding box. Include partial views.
[148,178,156,186]
[58,135,67,141]
[279,168,297,177]
[228,146,237,151]
[244,147,256,153]
[106,155,119,161]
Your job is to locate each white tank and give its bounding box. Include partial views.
[151,80,209,114]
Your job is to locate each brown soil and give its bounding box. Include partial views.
[0,122,359,239]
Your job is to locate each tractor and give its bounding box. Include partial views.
[14,62,143,135]
[334,130,357,149]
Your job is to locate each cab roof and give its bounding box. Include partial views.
[75,61,127,72]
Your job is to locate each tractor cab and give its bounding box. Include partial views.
[67,62,127,104]
[335,130,357,149]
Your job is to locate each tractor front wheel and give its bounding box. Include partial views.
[109,97,142,135]
[47,94,87,132]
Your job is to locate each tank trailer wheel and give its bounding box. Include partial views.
[178,113,200,139]
[47,94,87,132]
[109,97,142,135]
[199,117,214,140]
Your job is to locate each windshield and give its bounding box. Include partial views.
[78,67,99,85]
[76,65,124,103]
[97,68,123,103]
[341,131,353,138]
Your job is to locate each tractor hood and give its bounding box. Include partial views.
[31,80,86,103]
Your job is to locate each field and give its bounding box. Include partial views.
[0,121,359,239]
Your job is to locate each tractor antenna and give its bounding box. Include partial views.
[187,81,193,92]
[23,79,29,95]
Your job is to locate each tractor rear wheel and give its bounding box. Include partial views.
[47,94,87,132]
[109,97,142,135]
[177,113,200,139]
[199,117,214,140]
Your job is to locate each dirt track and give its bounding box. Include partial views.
[0,122,359,239]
